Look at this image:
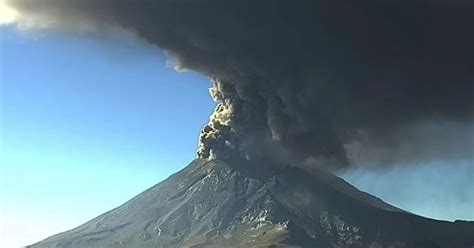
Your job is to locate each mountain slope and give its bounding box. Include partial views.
[28,159,474,248]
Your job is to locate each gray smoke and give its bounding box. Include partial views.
[6,0,473,170]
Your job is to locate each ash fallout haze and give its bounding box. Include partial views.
[1,0,473,247]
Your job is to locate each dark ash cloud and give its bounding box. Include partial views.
[7,0,474,170]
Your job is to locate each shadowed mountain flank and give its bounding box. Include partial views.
[29,159,474,248]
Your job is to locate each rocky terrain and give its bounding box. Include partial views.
[28,159,474,248]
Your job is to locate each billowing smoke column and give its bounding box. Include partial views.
[5,0,473,170]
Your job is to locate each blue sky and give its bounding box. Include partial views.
[0,26,214,247]
[342,160,473,221]
[0,26,472,248]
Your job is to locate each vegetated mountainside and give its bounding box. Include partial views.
[29,159,474,248]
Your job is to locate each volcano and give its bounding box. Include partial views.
[28,159,473,248]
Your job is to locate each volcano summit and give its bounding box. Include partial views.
[29,159,474,248]
[4,1,473,247]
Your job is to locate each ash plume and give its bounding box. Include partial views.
[5,0,473,170]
